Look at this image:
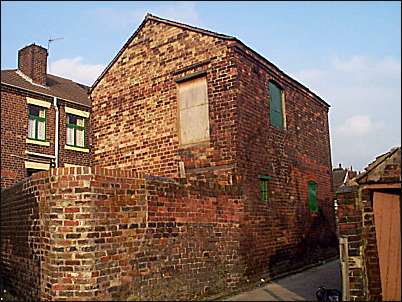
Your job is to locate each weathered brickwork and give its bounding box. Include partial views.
[0,85,91,190]
[18,44,47,86]
[91,15,337,283]
[232,43,337,277]
[336,148,401,301]
[91,19,239,183]
[2,15,337,301]
[58,99,92,167]
[1,168,243,301]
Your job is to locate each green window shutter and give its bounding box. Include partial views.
[268,82,284,129]
[308,181,317,212]
[259,175,271,202]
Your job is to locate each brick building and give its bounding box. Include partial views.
[1,15,338,301]
[1,43,92,189]
[90,14,337,286]
[332,164,358,195]
[337,147,401,301]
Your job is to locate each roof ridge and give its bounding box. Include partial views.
[355,146,400,182]
[90,13,236,92]
[146,13,236,40]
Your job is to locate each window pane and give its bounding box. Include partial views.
[77,117,84,127]
[28,105,40,116]
[68,114,77,125]
[67,127,75,145]
[39,109,46,118]
[28,118,36,139]
[76,128,85,147]
[37,120,45,140]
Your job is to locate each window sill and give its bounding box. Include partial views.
[26,138,50,146]
[65,145,89,153]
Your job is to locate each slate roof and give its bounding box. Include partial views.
[90,14,330,108]
[1,69,90,107]
[332,167,348,192]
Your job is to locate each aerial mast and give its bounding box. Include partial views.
[47,37,64,73]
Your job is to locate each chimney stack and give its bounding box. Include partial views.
[18,43,48,86]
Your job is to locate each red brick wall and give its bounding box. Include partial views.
[232,44,337,277]
[91,19,238,181]
[1,85,55,189]
[58,99,92,167]
[90,19,337,283]
[18,44,48,86]
[1,168,244,301]
[0,177,42,300]
[0,85,91,189]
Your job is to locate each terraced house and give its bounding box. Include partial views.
[1,15,337,301]
[1,44,92,189]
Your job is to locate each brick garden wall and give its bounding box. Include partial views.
[1,167,244,301]
[336,188,367,300]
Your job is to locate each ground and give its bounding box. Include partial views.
[225,260,341,301]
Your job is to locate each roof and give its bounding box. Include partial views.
[1,69,90,107]
[332,167,347,191]
[89,14,329,107]
[355,146,401,184]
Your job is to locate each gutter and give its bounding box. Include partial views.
[1,81,91,108]
[53,97,59,167]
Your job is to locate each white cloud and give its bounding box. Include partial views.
[290,55,401,171]
[336,115,383,137]
[50,57,105,86]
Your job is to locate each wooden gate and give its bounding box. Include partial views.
[373,191,401,301]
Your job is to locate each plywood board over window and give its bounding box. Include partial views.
[177,76,210,146]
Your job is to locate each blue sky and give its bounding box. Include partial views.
[2,1,401,171]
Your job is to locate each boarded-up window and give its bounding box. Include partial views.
[268,81,285,129]
[308,181,318,212]
[178,76,209,145]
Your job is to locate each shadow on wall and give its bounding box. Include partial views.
[0,180,41,301]
[268,206,339,277]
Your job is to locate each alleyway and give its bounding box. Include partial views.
[225,260,341,301]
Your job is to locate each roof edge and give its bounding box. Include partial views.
[230,41,330,108]
[1,81,91,108]
[89,13,236,94]
[354,147,400,183]
[89,14,330,108]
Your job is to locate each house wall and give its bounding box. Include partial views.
[0,167,244,301]
[232,44,337,277]
[58,99,92,167]
[0,85,91,189]
[336,148,401,301]
[1,85,55,189]
[90,19,239,184]
[91,19,338,282]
